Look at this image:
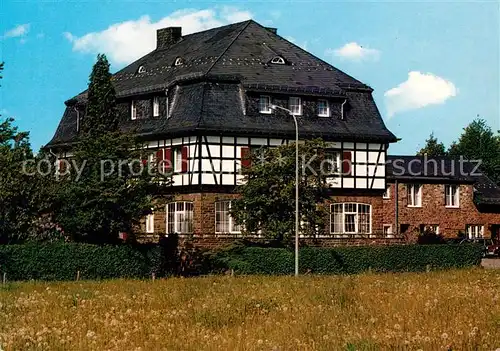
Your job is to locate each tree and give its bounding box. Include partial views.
[417,132,447,157]
[53,54,170,243]
[448,119,500,184]
[81,54,118,135]
[231,139,333,242]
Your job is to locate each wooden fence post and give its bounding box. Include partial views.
[2,273,6,285]
[76,270,80,281]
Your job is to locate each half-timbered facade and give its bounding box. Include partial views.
[46,20,399,245]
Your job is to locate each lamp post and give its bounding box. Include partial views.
[270,104,299,276]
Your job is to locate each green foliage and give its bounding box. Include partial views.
[51,54,171,243]
[0,243,161,281]
[417,132,447,157]
[448,119,500,184]
[231,139,332,241]
[0,242,482,281]
[209,245,483,275]
[81,54,117,135]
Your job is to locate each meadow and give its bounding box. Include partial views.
[0,269,499,351]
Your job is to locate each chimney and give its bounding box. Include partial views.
[266,27,278,34]
[156,27,182,50]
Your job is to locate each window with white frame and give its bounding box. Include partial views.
[421,224,439,235]
[445,184,459,208]
[259,95,271,114]
[131,100,137,120]
[330,203,371,235]
[146,213,155,233]
[383,185,391,199]
[407,184,422,207]
[166,202,194,234]
[324,152,340,175]
[215,201,242,234]
[466,225,483,239]
[317,99,330,117]
[383,224,393,238]
[153,97,160,117]
[288,97,302,115]
[173,147,183,172]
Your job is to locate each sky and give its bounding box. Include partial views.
[1,0,499,155]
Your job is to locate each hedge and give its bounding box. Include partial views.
[0,243,161,281]
[209,244,484,275]
[0,242,483,281]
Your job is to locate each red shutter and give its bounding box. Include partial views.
[59,159,67,173]
[181,146,188,173]
[164,148,172,172]
[241,147,251,168]
[342,151,352,175]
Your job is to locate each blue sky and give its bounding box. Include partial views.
[1,0,498,154]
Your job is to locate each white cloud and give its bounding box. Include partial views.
[384,71,458,118]
[325,42,380,61]
[64,7,252,66]
[2,24,30,39]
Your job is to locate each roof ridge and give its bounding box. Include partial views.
[182,19,253,40]
[204,20,252,76]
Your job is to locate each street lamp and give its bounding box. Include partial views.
[270,104,299,276]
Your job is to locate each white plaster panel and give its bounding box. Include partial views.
[372,178,385,189]
[356,178,367,189]
[343,177,354,188]
[355,151,367,163]
[343,142,354,149]
[221,159,235,172]
[207,136,220,143]
[251,138,267,145]
[208,145,220,158]
[222,174,235,185]
[237,137,249,145]
[356,142,367,150]
[222,136,234,144]
[222,145,235,158]
[356,165,367,176]
[202,174,216,185]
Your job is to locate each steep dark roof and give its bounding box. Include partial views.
[46,20,397,147]
[386,155,500,205]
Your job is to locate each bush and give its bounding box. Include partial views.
[209,244,483,275]
[0,242,483,281]
[0,243,161,281]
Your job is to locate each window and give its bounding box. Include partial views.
[421,224,439,235]
[383,224,393,238]
[324,152,340,175]
[466,225,484,239]
[445,185,459,208]
[407,184,422,207]
[259,95,271,114]
[318,99,330,117]
[271,56,285,64]
[145,213,154,233]
[330,203,371,235]
[166,202,194,234]
[288,97,302,115]
[173,147,183,173]
[215,201,242,234]
[137,65,146,74]
[383,185,391,199]
[174,57,184,66]
[131,100,137,120]
[153,97,160,117]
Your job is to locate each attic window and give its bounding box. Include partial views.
[271,56,285,65]
[174,57,184,66]
[137,66,146,74]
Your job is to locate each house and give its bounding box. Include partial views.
[383,155,500,243]
[45,20,500,247]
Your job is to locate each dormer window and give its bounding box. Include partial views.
[137,65,146,74]
[174,57,184,66]
[318,99,330,117]
[271,56,285,65]
[259,95,271,114]
[288,97,302,115]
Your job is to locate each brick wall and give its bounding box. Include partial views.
[137,185,500,248]
[382,182,500,240]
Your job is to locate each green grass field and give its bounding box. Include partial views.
[0,269,499,350]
